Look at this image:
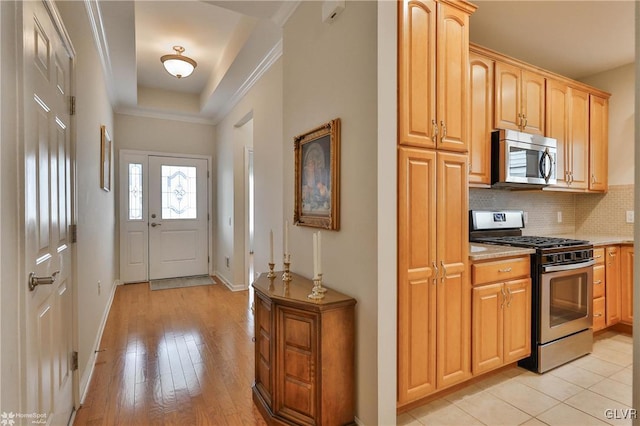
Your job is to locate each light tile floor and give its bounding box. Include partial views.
[398,332,634,426]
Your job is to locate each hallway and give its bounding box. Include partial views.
[73,281,266,425]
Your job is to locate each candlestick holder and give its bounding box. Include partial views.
[267,262,276,279]
[308,273,325,300]
[282,255,292,284]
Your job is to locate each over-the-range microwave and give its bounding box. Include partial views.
[491,129,557,189]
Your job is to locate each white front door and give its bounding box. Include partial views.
[23,1,74,424]
[148,156,209,279]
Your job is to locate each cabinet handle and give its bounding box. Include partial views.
[506,287,512,308]
[609,252,617,257]
[252,337,256,342]
[432,261,439,285]
[500,287,507,309]
[594,280,603,284]
[440,120,447,141]
[595,255,603,259]
[522,114,527,129]
[594,313,603,317]
[498,267,512,273]
[440,261,447,283]
[517,113,523,130]
[432,119,439,141]
[592,174,596,184]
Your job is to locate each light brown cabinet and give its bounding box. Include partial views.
[398,0,475,152]
[589,95,609,192]
[252,273,356,426]
[592,247,606,331]
[471,256,531,375]
[494,61,545,136]
[621,245,634,325]
[605,245,621,326]
[397,147,470,407]
[546,79,590,190]
[468,51,494,186]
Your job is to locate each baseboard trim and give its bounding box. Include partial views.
[78,279,118,404]
[213,272,247,292]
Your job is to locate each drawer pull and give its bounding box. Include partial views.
[498,267,512,273]
[500,287,507,309]
[594,313,603,317]
[595,255,603,259]
[594,280,603,284]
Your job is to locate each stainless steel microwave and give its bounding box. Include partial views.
[491,129,557,188]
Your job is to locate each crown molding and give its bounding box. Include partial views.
[115,106,216,126]
[83,0,116,105]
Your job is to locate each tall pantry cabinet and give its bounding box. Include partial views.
[397,0,476,408]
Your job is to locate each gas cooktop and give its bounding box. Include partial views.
[472,235,590,249]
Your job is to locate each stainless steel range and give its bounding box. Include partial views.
[470,210,595,373]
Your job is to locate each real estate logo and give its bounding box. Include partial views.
[1,412,47,425]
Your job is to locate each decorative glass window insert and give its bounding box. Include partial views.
[128,163,143,220]
[161,165,197,219]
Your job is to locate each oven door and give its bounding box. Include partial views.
[539,260,594,344]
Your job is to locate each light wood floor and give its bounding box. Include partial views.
[73,280,267,425]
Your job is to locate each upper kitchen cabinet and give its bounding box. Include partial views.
[546,79,590,190]
[590,94,609,192]
[468,51,494,186]
[398,0,477,152]
[494,61,545,136]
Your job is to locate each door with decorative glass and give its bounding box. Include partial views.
[119,153,209,282]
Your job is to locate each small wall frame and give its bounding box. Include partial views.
[294,118,340,230]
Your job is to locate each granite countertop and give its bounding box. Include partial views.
[469,236,634,260]
[469,243,535,261]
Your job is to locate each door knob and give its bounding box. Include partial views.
[29,271,60,291]
[151,222,162,227]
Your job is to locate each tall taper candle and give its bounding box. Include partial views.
[317,231,322,276]
[313,232,318,278]
[284,221,289,256]
[269,229,274,263]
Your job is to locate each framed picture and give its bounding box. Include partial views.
[294,118,340,230]
[100,125,111,191]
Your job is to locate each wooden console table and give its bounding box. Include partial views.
[252,272,356,425]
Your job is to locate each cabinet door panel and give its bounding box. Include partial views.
[276,307,317,424]
[521,70,545,135]
[398,0,437,148]
[605,246,621,326]
[621,246,634,324]
[472,283,503,375]
[398,147,437,403]
[546,79,569,186]
[593,264,605,299]
[504,278,531,363]
[593,296,606,332]
[436,152,470,387]
[494,61,521,131]
[469,52,493,185]
[589,95,608,192]
[568,87,589,189]
[255,296,273,405]
[436,1,469,152]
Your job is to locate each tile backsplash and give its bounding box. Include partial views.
[469,185,634,238]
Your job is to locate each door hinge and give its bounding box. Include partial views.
[69,96,76,116]
[71,351,78,371]
[208,256,210,263]
[69,224,77,243]
[207,171,210,178]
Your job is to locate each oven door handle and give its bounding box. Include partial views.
[543,259,595,273]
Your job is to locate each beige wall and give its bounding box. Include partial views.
[283,2,378,423]
[580,63,635,186]
[215,58,283,289]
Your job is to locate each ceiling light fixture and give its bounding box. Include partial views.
[160,46,197,79]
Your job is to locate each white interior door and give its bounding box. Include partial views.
[148,156,209,279]
[23,1,74,424]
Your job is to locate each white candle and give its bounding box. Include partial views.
[317,231,322,276]
[284,221,289,256]
[313,232,318,278]
[269,229,274,263]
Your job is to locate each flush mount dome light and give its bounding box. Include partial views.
[160,46,197,79]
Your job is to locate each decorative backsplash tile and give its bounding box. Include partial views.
[469,185,634,238]
[575,185,634,237]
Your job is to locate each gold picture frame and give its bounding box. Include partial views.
[294,118,340,230]
[100,125,111,191]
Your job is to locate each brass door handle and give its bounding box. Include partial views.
[432,119,439,141]
[29,271,60,291]
[432,261,439,285]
